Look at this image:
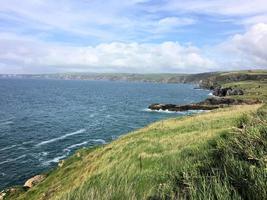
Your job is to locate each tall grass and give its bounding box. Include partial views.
[162,105,267,200]
[14,104,263,200]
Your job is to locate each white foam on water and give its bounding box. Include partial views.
[91,139,106,144]
[144,108,207,114]
[0,117,14,123]
[30,151,49,160]
[42,152,48,156]
[0,144,17,152]
[22,141,34,145]
[143,108,180,114]
[0,155,26,165]
[208,92,214,96]
[0,121,13,126]
[36,129,86,146]
[64,141,88,152]
[89,114,95,118]
[42,154,67,166]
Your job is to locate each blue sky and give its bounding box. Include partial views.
[0,0,267,73]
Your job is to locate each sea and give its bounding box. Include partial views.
[0,78,210,189]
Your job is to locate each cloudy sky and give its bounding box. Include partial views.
[0,0,267,73]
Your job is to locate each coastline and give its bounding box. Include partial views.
[1,70,267,200]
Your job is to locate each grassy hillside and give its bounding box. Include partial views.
[198,70,267,89]
[222,80,267,103]
[9,103,265,200]
[4,70,267,200]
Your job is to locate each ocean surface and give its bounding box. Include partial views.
[0,78,210,189]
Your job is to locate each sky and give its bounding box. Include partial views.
[0,0,267,74]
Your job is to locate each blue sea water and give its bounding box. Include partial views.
[0,78,210,189]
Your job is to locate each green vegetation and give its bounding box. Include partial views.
[4,70,267,200]
[11,103,265,200]
[223,80,267,103]
[2,70,266,85]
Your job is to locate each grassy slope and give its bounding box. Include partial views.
[9,70,267,200]
[14,104,264,200]
[223,80,267,102]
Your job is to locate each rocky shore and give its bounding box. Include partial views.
[148,87,261,112]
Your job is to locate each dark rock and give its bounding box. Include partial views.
[227,89,244,96]
[148,104,176,110]
[148,97,261,112]
[148,102,219,112]
[212,87,244,97]
[213,87,230,97]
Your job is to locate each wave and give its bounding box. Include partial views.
[0,154,26,165]
[91,139,106,144]
[42,154,67,165]
[22,140,34,145]
[0,117,14,123]
[0,121,13,126]
[144,108,206,114]
[144,108,179,114]
[30,151,49,160]
[36,129,86,146]
[208,92,214,96]
[64,141,88,152]
[0,144,17,152]
[64,139,106,152]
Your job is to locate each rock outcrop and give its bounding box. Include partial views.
[212,87,244,97]
[148,103,219,112]
[148,97,261,112]
[24,174,46,188]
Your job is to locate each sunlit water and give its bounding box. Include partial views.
[0,78,210,189]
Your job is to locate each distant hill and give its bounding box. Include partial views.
[1,70,267,88]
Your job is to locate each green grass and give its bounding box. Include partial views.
[222,80,267,102]
[12,104,266,200]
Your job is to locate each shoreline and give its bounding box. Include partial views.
[1,70,267,199]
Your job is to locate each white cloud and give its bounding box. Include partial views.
[0,33,215,73]
[2,23,267,74]
[242,14,267,25]
[0,1,267,73]
[156,17,196,32]
[158,17,195,26]
[219,23,267,68]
